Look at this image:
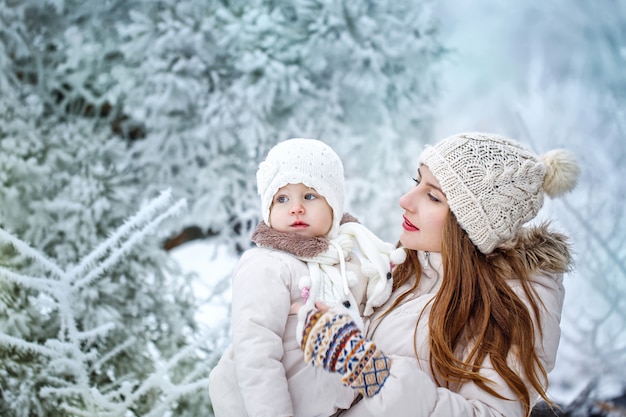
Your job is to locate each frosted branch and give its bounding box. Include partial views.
[90,337,136,372]
[67,189,176,282]
[0,333,56,356]
[76,322,116,343]
[0,191,208,415]
[0,266,57,293]
[74,196,187,289]
[0,228,65,279]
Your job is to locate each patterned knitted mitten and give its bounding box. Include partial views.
[300,308,391,397]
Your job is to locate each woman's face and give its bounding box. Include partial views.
[398,165,449,252]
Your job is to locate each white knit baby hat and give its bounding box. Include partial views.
[419,132,580,254]
[256,138,345,238]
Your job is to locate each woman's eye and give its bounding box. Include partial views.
[304,193,317,201]
[428,193,440,202]
[412,177,421,185]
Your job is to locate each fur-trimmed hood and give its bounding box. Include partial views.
[508,222,573,275]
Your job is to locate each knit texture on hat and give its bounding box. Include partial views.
[419,132,580,254]
[257,138,345,238]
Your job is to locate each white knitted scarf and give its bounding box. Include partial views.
[297,222,406,321]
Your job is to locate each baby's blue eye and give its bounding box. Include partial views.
[304,193,317,200]
[276,196,288,203]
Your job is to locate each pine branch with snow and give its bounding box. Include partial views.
[0,191,211,416]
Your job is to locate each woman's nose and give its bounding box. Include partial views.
[399,188,415,211]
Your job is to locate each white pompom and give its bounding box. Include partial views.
[540,149,580,197]
[390,248,407,265]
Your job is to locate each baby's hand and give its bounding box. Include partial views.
[299,305,391,397]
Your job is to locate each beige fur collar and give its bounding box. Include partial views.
[251,213,359,258]
[512,222,573,274]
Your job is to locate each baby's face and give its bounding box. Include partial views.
[269,183,333,238]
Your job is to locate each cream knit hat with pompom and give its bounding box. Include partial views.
[257,138,345,238]
[419,132,580,254]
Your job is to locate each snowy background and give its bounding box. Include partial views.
[172,0,626,407]
[1,1,625,416]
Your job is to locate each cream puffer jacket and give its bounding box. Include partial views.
[209,220,368,417]
[337,225,572,417]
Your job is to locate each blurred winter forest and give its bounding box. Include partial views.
[0,0,624,416]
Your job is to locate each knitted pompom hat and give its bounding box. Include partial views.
[257,138,345,238]
[419,132,580,254]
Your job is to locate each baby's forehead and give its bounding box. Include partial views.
[275,182,319,192]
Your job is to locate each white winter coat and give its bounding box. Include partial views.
[337,226,571,417]
[209,230,368,417]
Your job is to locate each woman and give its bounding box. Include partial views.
[297,132,580,417]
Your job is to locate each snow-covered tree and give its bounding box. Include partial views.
[110,0,443,246]
[0,100,212,416]
[0,2,212,415]
[3,0,444,251]
[0,192,212,416]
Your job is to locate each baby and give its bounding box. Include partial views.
[208,138,403,417]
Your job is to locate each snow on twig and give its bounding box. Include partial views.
[0,191,206,416]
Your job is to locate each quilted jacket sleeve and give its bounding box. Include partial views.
[231,249,295,417]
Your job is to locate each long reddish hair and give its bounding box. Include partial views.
[389,211,550,417]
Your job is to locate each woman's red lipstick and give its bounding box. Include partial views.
[402,215,419,231]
